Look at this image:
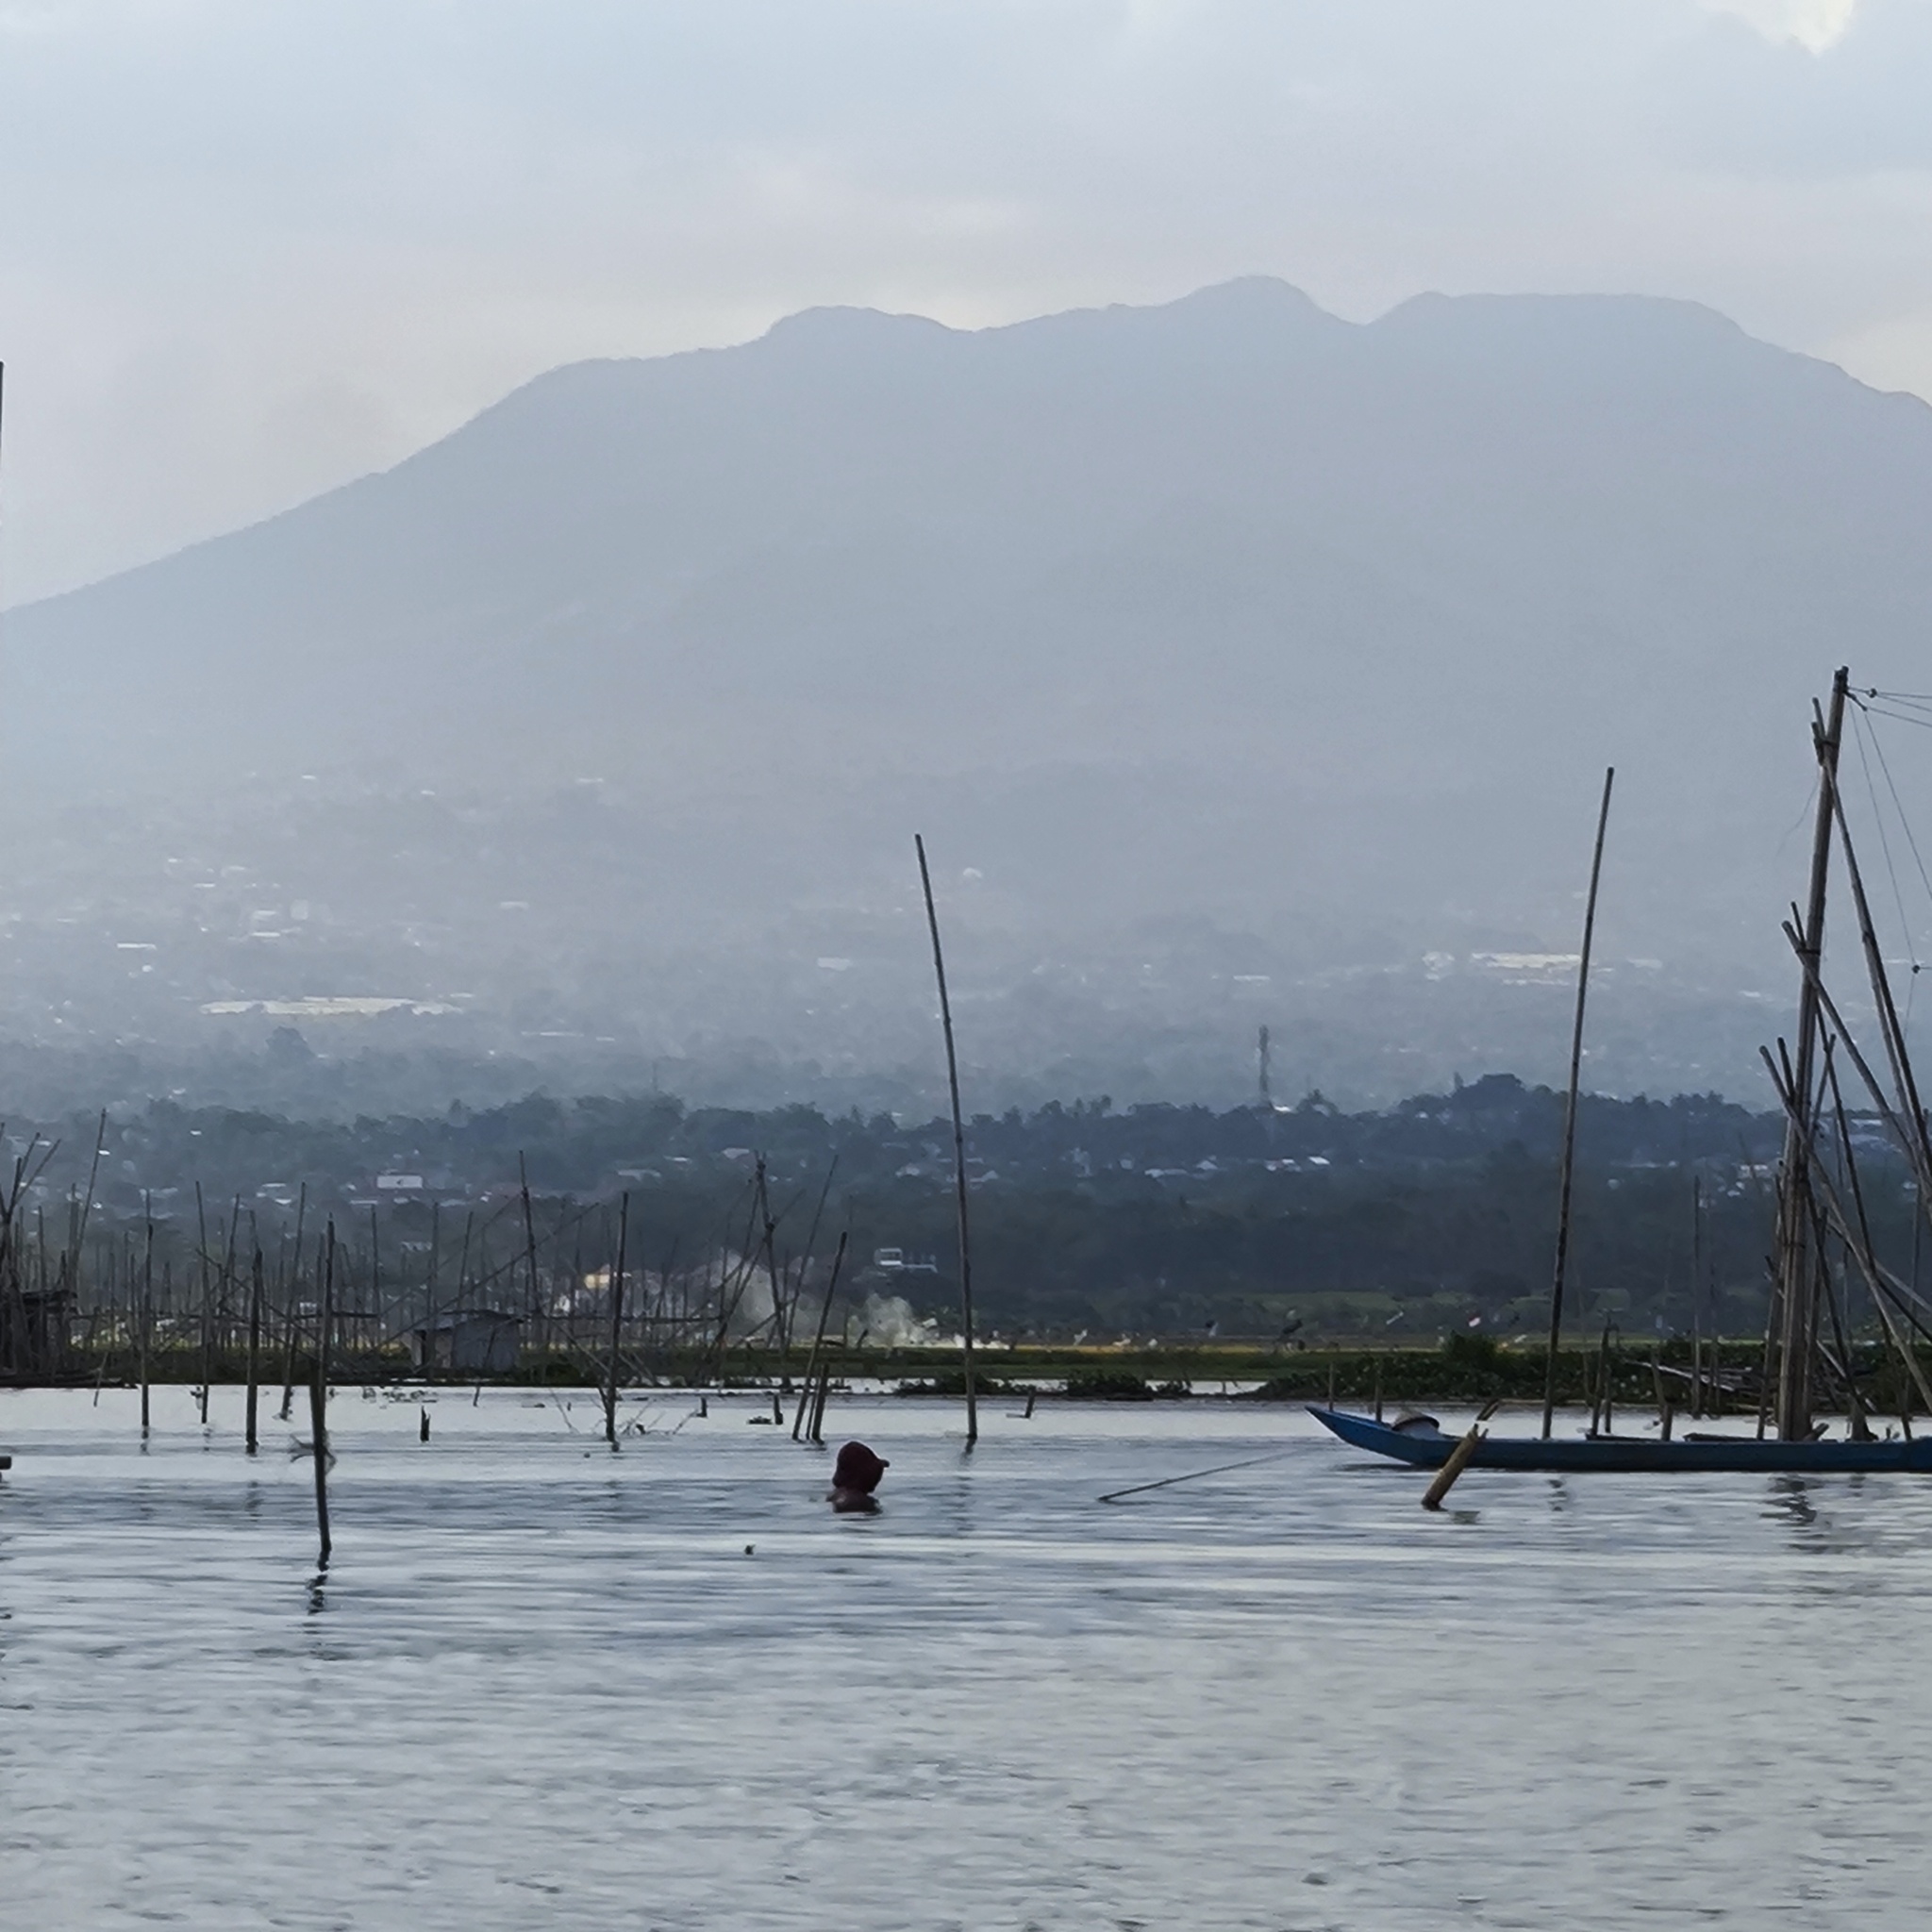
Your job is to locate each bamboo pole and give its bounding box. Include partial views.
[194,1182,212,1426]
[1541,765,1615,1439]
[1757,1041,1932,1420]
[1590,1320,1614,1435]
[809,1354,833,1444]
[793,1229,848,1441]
[1422,1400,1502,1510]
[604,1192,628,1448]
[1773,670,1849,1440]
[1690,1176,1706,1418]
[368,1203,381,1364]
[221,1193,241,1360]
[279,1184,306,1421]
[752,1158,786,1363]
[74,1111,105,1316]
[786,1160,838,1368]
[311,1222,335,1567]
[244,1242,263,1454]
[519,1152,543,1365]
[1821,1052,1876,1440]
[915,832,979,1447]
[140,1202,154,1439]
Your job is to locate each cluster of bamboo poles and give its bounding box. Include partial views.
[1528,676,1932,1450]
[4,1144,863,1409]
[1752,672,1932,1441]
[0,1148,870,1569]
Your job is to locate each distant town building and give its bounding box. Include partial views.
[872,1247,940,1274]
[409,1310,521,1374]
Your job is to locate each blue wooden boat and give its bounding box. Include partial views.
[1309,1406,1932,1474]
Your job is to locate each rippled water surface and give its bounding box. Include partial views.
[7,1385,1932,1929]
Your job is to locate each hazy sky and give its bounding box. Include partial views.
[1,0,1928,603]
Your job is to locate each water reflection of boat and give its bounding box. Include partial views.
[1309,1405,1932,1473]
[1323,669,1932,1480]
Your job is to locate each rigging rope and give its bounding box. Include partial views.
[1849,704,1922,979]
[1848,696,1932,1035]
[1854,687,1932,731]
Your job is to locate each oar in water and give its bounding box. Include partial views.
[1098,1450,1289,1505]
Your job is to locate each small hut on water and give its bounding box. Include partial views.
[409,1309,521,1374]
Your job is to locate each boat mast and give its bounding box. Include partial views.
[1773,666,1849,1442]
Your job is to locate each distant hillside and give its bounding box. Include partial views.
[7,278,1931,1101]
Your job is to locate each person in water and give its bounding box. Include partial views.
[829,1440,889,1512]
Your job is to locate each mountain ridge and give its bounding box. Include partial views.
[7,277,1931,1069]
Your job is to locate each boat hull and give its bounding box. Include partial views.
[1308,1406,1932,1473]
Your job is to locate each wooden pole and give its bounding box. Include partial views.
[786,1159,838,1368]
[1821,1052,1876,1440]
[244,1243,263,1454]
[368,1202,380,1369]
[1757,1039,1932,1427]
[1422,1401,1501,1510]
[793,1229,848,1441]
[810,1355,833,1444]
[1774,669,1849,1440]
[1690,1176,1706,1418]
[752,1158,786,1360]
[194,1182,213,1426]
[519,1152,543,1366]
[222,1193,241,1363]
[311,1222,335,1567]
[139,1201,154,1439]
[279,1184,306,1421]
[74,1112,105,1318]
[915,833,979,1447]
[1541,765,1615,1439]
[1587,1319,1613,1435]
[604,1193,628,1448]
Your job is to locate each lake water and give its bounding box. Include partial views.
[6,1385,1932,1929]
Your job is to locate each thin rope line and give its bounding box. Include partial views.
[1852,706,1920,973]
[1864,708,1932,924]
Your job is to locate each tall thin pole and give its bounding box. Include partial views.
[311,1221,335,1567]
[194,1182,213,1426]
[604,1193,628,1448]
[140,1200,154,1438]
[793,1228,849,1442]
[1774,669,1848,1441]
[1690,1175,1705,1419]
[279,1184,306,1421]
[916,834,978,1446]
[519,1153,542,1363]
[1541,766,1615,1440]
[244,1241,263,1454]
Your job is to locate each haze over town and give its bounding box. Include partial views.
[4,2,1931,1123]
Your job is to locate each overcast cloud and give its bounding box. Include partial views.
[2,0,1930,602]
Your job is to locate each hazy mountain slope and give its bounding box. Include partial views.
[8,276,1932,1100]
[18,277,1930,791]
